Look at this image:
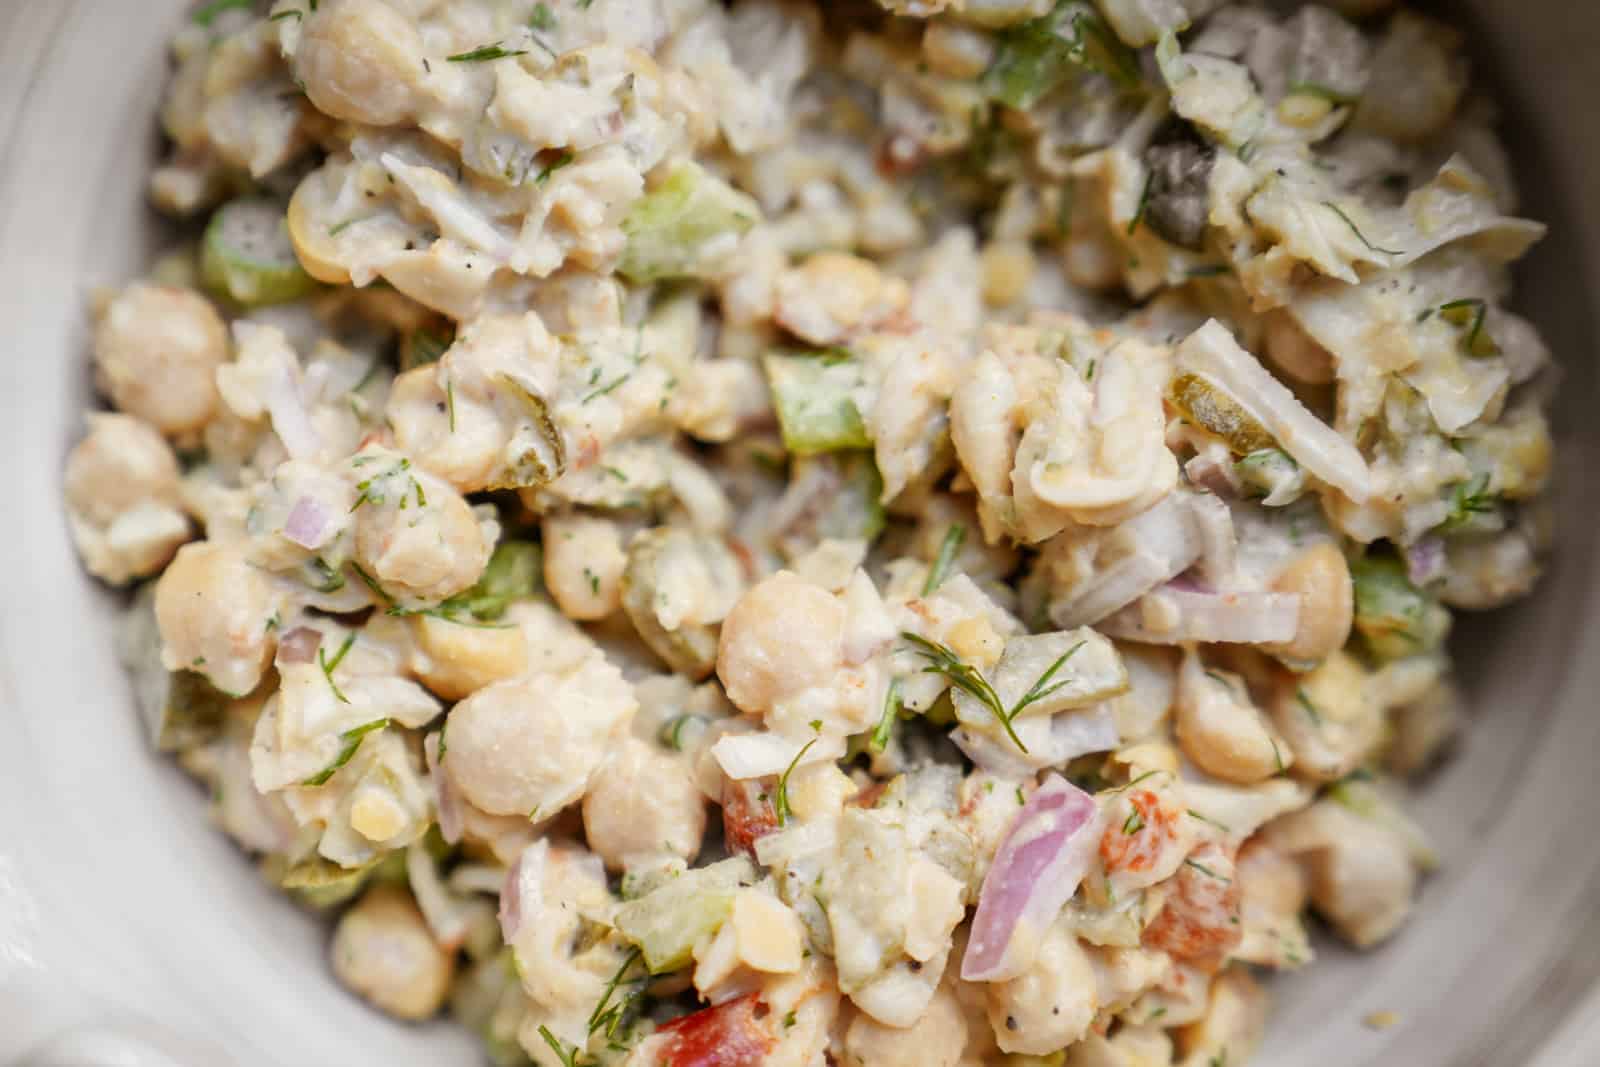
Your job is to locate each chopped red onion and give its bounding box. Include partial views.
[284,495,332,550]
[1406,537,1446,587]
[962,774,1102,982]
[275,627,322,666]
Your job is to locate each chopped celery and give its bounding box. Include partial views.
[1351,554,1450,661]
[1169,373,1277,455]
[442,540,542,621]
[620,528,738,680]
[984,3,1140,110]
[765,351,871,456]
[614,857,754,973]
[618,161,760,284]
[279,853,384,909]
[201,198,319,306]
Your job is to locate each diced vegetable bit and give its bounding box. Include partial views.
[302,718,393,787]
[1327,777,1438,871]
[1439,472,1501,534]
[438,540,542,621]
[1438,299,1500,358]
[620,527,737,679]
[1235,448,1306,506]
[1351,553,1450,661]
[495,377,567,489]
[1169,373,1277,455]
[1141,133,1216,251]
[614,857,753,973]
[201,198,319,307]
[400,321,457,370]
[617,160,760,284]
[765,351,871,456]
[983,3,1141,110]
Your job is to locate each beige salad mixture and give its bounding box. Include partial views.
[65,0,1556,1064]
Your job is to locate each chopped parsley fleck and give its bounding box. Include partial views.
[922,522,967,596]
[317,631,356,704]
[530,3,557,31]
[302,717,390,787]
[447,42,529,63]
[773,738,818,827]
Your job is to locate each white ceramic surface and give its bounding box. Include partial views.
[1,3,1597,1065]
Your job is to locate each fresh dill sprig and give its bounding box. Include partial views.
[921,523,967,596]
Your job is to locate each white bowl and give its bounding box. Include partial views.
[2,3,1598,1064]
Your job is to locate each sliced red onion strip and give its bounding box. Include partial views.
[962,774,1101,982]
[284,495,332,550]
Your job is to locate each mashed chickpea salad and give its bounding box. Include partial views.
[63,0,1555,1063]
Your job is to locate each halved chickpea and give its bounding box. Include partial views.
[1175,653,1292,785]
[410,613,527,702]
[93,283,227,437]
[294,0,425,128]
[1263,542,1354,669]
[330,884,454,1021]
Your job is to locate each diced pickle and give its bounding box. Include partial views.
[201,197,319,307]
[765,352,871,456]
[621,528,741,679]
[494,376,567,489]
[618,161,760,284]
[1169,372,1278,455]
[614,857,754,973]
[1351,554,1451,661]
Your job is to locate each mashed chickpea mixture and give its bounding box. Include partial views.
[67,0,1556,1063]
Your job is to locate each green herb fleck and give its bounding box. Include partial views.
[1123,807,1146,835]
[1128,170,1155,236]
[302,717,390,787]
[900,632,1027,754]
[530,2,557,30]
[447,42,529,63]
[193,0,254,27]
[1322,201,1403,257]
[773,738,818,827]
[1186,809,1231,832]
[317,631,356,704]
[869,678,903,754]
[1438,298,1499,358]
[1296,688,1323,726]
[536,150,576,185]
[536,1025,583,1067]
[1184,858,1231,883]
[1009,641,1087,718]
[922,523,967,596]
